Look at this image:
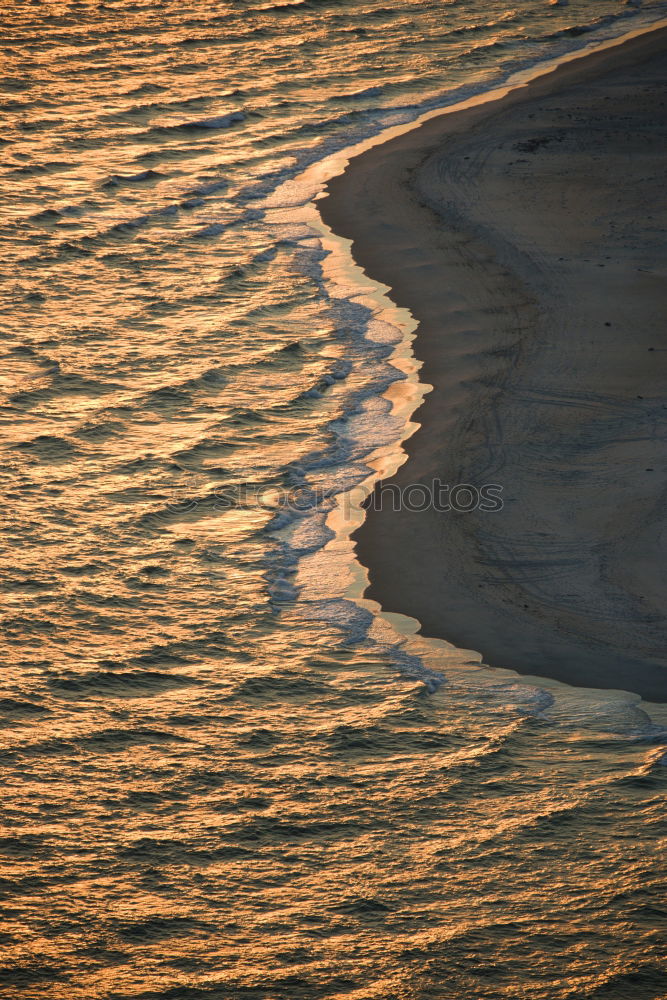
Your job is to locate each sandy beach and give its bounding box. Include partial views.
[320,27,667,702]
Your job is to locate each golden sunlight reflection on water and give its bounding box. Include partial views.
[1,0,666,996]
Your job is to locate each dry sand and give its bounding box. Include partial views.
[319,28,667,701]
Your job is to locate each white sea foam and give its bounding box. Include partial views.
[260,11,667,726]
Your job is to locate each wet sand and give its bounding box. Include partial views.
[319,27,667,702]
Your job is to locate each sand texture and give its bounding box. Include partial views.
[319,29,667,701]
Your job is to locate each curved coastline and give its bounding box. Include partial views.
[318,23,667,702]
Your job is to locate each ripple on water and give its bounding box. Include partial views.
[1,0,666,996]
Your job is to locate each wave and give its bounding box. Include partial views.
[175,111,247,129]
[251,0,309,10]
[255,7,667,722]
[102,168,167,186]
[46,669,200,697]
[542,9,638,40]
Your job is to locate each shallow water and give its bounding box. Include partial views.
[1,1,666,996]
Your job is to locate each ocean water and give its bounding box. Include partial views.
[1,1,666,997]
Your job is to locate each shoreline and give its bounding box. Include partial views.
[318,24,667,702]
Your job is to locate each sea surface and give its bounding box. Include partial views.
[1,1,666,997]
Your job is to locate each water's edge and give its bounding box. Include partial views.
[273,16,667,720]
